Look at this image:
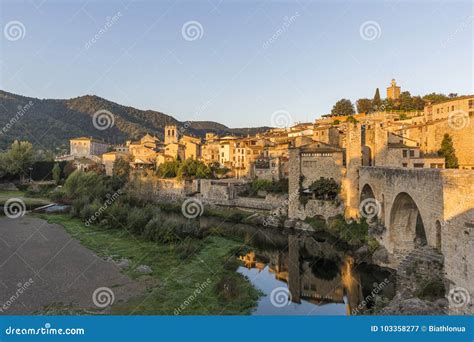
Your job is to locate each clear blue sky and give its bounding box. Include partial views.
[1,0,472,127]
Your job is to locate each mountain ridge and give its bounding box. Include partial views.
[0,90,270,152]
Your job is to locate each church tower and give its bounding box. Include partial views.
[164,125,178,145]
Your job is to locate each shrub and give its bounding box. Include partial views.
[103,201,131,228]
[143,216,177,243]
[308,178,340,200]
[127,205,155,234]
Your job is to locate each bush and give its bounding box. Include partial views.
[126,205,155,234]
[308,178,340,200]
[143,216,178,243]
[103,201,131,228]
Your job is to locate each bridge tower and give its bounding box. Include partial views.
[343,123,362,218]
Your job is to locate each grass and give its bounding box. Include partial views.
[38,213,261,315]
[0,190,52,207]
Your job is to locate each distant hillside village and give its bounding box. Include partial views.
[56,80,474,181]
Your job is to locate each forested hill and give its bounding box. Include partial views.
[0,90,270,152]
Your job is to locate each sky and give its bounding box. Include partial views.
[1,0,473,128]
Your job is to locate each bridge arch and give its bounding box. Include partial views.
[360,183,375,202]
[359,183,384,223]
[389,192,427,252]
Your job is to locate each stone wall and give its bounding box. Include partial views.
[289,199,344,221]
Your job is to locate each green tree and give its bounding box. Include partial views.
[4,140,34,182]
[356,98,373,114]
[0,153,7,179]
[112,157,131,181]
[52,163,61,184]
[423,93,449,104]
[438,134,458,168]
[331,99,355,116]
[399,91,413,111]
[373,88,382,109]
[308,178,340,200]
[156,160,180,178]
[411,96,425,110]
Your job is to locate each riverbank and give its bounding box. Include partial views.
[38,214,261,315]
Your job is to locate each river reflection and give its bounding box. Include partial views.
[236,235,393,316]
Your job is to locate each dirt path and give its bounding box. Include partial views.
[0,216,146,314]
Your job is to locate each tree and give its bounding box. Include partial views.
[308,178,340,200]
[52,163,61,184]
[438,134,458,169]
[356,98,373,114]
[0,154,7,179]
[373,88,382,110]
[399,91,413,111]
[330,99,355,116]
[423,93,449,104]
[411,96,425,111]
[112,157,131,181]
[4,140,33,182]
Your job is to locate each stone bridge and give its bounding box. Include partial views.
[357,167,474,311]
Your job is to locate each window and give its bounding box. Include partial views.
[402,150,408,158]
[402,163,408,167]
[451,105,454,111]
[409,150,415,157]
[469,100,474,109]
[414,163,424,168]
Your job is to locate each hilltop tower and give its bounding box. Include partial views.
[386,79,401,100]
